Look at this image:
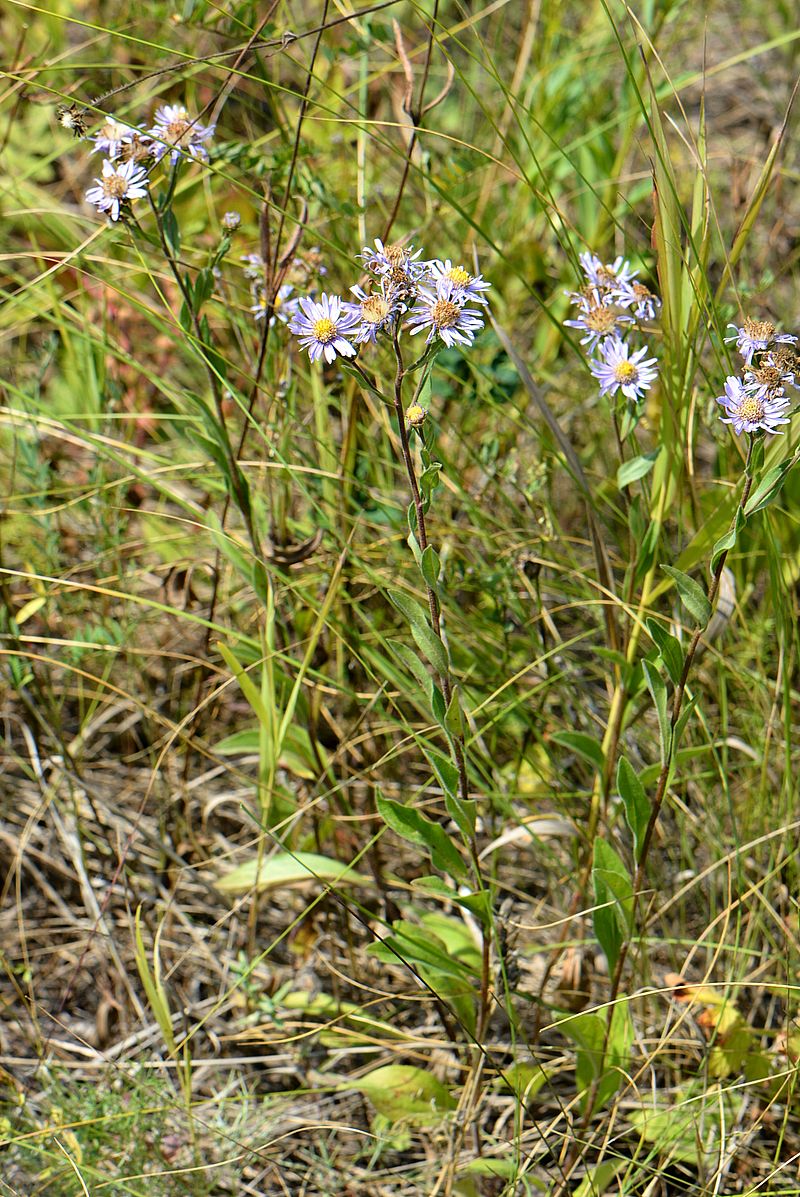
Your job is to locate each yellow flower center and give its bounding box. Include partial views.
[586,306,616,332]
[614,361,637,383]
[361,295,391,324]
[736,395,765,422]
[431,299,460,329]
[743,317,775,341]
[312,317,337,343]
[102,172,129,199]
[446,266,470,286]
[166,115,193,146]
[384,244,406,266]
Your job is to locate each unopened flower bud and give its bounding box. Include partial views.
[406,403,427,428]
[221,211,241,231]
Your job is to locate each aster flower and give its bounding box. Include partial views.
[91,117,140,159]
[358,238,427,286]
[716,375,791,435]
[614,280,661,322]
[222,211,241,231]
[726,318,797,365]
[117,130,156,165]
[589,336,659,401]
[564,291,633,349]
[427,259,491,306]
[288,293,359,363]
[250,283,298,325]
[85,158,149,222]
[348,283,400,343]
[241,253,265,281]
[406,279,485,348]
[579,251,638,294]
[149,104,214,164]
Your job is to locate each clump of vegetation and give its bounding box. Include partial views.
[1,3,799,1195]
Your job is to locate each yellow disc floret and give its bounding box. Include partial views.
[312,317,337,343]
[614,360,638,383]
[446,266,470,286]
[431,299,460,329]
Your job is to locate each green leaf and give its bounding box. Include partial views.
[344,1064,455,1125]
[388,639,433,692]
[388,589,449,676]
[420,544,441,592]
[444,690,464,739]
[642,659,672,764]
[377,794,467,879]
[645,618,684,685]
[162,208,180,258]
[710,506,746,573]
[592,838,633,972]
[215,851,372,895]
[617,757,650,863]
[616,451,659,490]
[661,565,711,627]
[550,731,604,772]
[744,460,794,517]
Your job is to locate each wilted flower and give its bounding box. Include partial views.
[716,375,791,435]
[241,252,265,281]
[565,291,632,349]
[288,293,359,362]
[427,259,491,306]
[359,238,426,285]
[56,102,88,139]
[222,211,241,231]
[406,280,485,348]
[579,251,637,293]
[149,104,214,164]
[726,318,797,365]
[589,336,659,401]
[348,283,399,343]
[615,280,661,322]
[85,158,149,221]
[91,117,139,159]
[406,403,427,427]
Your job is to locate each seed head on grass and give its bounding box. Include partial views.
[589,336,659,401]
[85,158,148,221]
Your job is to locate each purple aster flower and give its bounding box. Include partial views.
[288,293,359,363]
[149,104,214,164]
[589,336,659,401]
[241,253,265,281]
[348,283,400,343]
[406,280,485,348]
[250,283,298,325]
[614,280,662,321]
[427,259,492,306]
[726,318,797,365]
[91,117,140,159]
[716,375,791,435]
[358,238,427,285]
[579,251,638,293]
[565,291,633,349]
[85,158,149,221]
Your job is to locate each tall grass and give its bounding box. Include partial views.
[1,1,799,1194]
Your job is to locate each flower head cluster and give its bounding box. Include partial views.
[718,319,799,435]
[79,101,214,223]
[286,239,490,364]
[566,251,661,402]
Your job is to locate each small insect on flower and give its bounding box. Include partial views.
[726,318,798,365]
[427,260,492,306]
[85,158,149,222]
[406,280,485,349]
[716,375,792,436]
[589,336,659,401]
[289,293,359,362]
[56,102,88,138]
[149,104,215,164]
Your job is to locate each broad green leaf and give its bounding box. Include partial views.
[377,794,467,879]
[661,565,712,627]
[710,506,746,573]
[616,451,659,490]
[215,851,372,894]
[617,756,650,863]
[388,588,449,676]
[642,659,672,764]
[550,731,604,772]
[389,639,433,692]
[645,618,684,685]
[345,1064,456,1125]
[744,460,794,517]
[592,838,633,973]
[420,544,441,592]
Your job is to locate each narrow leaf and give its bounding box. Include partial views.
[377,795,467,879]
[617,757,650,863]
[661,565,711,627]
[642,659,671,764]
[617,451,658,490]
